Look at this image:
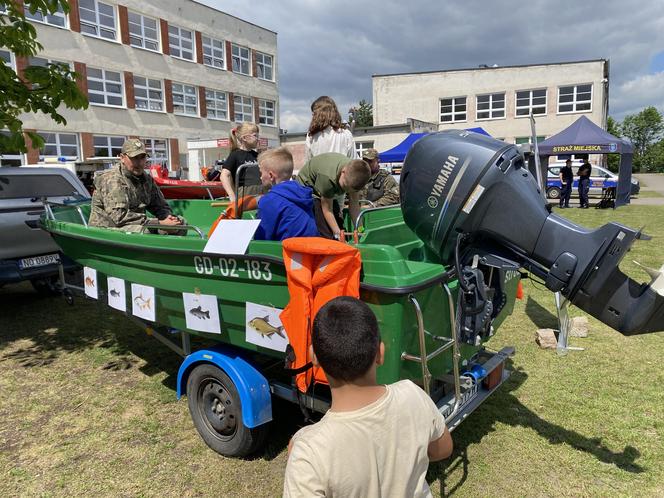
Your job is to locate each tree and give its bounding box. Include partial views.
[620,106,664,171]
[348,99,373,128]
[0,0,88,156]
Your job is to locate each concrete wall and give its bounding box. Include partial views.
[16,0,278,174]
[372,60,607,143]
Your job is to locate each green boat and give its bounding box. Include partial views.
[42,198,518,457]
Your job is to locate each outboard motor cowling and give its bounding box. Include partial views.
[401,130,664,336]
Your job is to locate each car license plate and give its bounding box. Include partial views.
[18,253,60,269]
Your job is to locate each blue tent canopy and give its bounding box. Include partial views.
[379,128,490,163]
[538,115,633,206]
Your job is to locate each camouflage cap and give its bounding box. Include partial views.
[121,139,148,157]
[362,148,379,160]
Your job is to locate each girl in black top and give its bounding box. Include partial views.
[220,122,260,202]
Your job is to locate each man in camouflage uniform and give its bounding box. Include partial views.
[89,139,185,233]
[359,148,400,207]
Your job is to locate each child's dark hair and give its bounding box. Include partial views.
[312,296,380,382]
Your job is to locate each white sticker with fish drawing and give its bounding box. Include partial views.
[245,302,288,352]
[107,276,126,311]
[84,267,98,300]
[131,283,155,321]
[182,292,221,334]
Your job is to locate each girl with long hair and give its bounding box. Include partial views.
[220,122,260,203]
[305,96,356,160]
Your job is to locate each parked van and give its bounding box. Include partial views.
[546,162,640,199]
[0,167,90,294]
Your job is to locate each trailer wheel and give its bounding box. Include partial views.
[186,364,268,457]
[547,186,561,200]
[30,276,60,296]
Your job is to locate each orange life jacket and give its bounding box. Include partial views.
[280,237,362,392]
[207,195,259,236]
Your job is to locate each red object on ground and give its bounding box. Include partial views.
[149,165,226,199]
[516,280,524,300]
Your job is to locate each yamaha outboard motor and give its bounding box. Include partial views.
[401,130,664,337]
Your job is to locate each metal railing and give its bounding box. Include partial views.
[43,200,89,227]
[354,203,400,232]
[157,184,228,201]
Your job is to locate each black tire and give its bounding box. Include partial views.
[30,275,60,296]
[547,187,561,199]
[186,364,269,457]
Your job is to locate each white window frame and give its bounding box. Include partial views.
[258,99,275,126]
[168,24,194,61]
[92,135,125,158]
[557,84,593,114]
[233,94,253,122]
[231,43,250,76]
[202,35,225,70]
[255,51,273,81]
[205,89,228,121]
[0,131,24,166]
[476,92,506,121]
[355,141,374,157]
[79,0,117,41]
[1,49,15,71]
[87,67,124,108]
[127,11,159,52]
[141,137,169,165]
[172,82,198,116]
[515,89,547,117]
[439,96,467,123]
[133,75,164,113]
[25,4,68,29]
[38,131,79,160]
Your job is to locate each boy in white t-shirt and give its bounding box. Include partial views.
[283,296,453,498]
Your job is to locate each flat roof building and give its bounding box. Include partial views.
[1,0,279,177]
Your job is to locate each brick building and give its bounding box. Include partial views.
[0,0,278,177]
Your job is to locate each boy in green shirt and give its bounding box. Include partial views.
[296,152,371,239]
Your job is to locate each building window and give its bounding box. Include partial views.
[0,131,23,166]
[1,49,15,70]
[25,4,67,28]
[258,99,275,126]
[172,82,197,116]
[233,95,253,122]
[476,92,505,120]
[142,138,168,165]
[205,89,228,120]
[558,84,592,113]
[93,135,124,157]
[440,96,467,123]
[355,141,374,157]
[87,67,124,107]
[515,89,547,117]
[231,43,250,75]
[255,52,273,80]
[168,25,194,61]
[515,136,545,145]
[134,76,163,112]
[202,35,225,69]
[128,11,159,52]
[79,0,116,40]
[39,132,79,160]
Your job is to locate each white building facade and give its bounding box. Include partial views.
[1,0,278,175]
[372,59,609,148]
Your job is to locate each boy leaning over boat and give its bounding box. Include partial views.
[88,139,186,234]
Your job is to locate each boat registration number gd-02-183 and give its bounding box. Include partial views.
[193,256,273,281]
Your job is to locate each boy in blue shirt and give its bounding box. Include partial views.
[254,147,319,241]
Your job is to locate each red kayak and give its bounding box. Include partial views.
[149,165,227,199]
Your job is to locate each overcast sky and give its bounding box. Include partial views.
[202,0,664,133]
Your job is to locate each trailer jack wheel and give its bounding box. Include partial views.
[186,364,268,457]
[63,287,74,305]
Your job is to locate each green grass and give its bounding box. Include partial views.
[634,190,664,198]
[1,206,663,497]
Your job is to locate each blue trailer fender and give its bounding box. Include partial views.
[177,346,272,428]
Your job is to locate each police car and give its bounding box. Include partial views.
[546,162,640,199]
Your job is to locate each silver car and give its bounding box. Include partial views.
[0,167,90,294]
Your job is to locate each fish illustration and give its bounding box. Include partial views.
[133,294,152,310]
[248,315,285,339]
[109,289,121,298]
[85,276,95,287]
[189,305,210,320]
